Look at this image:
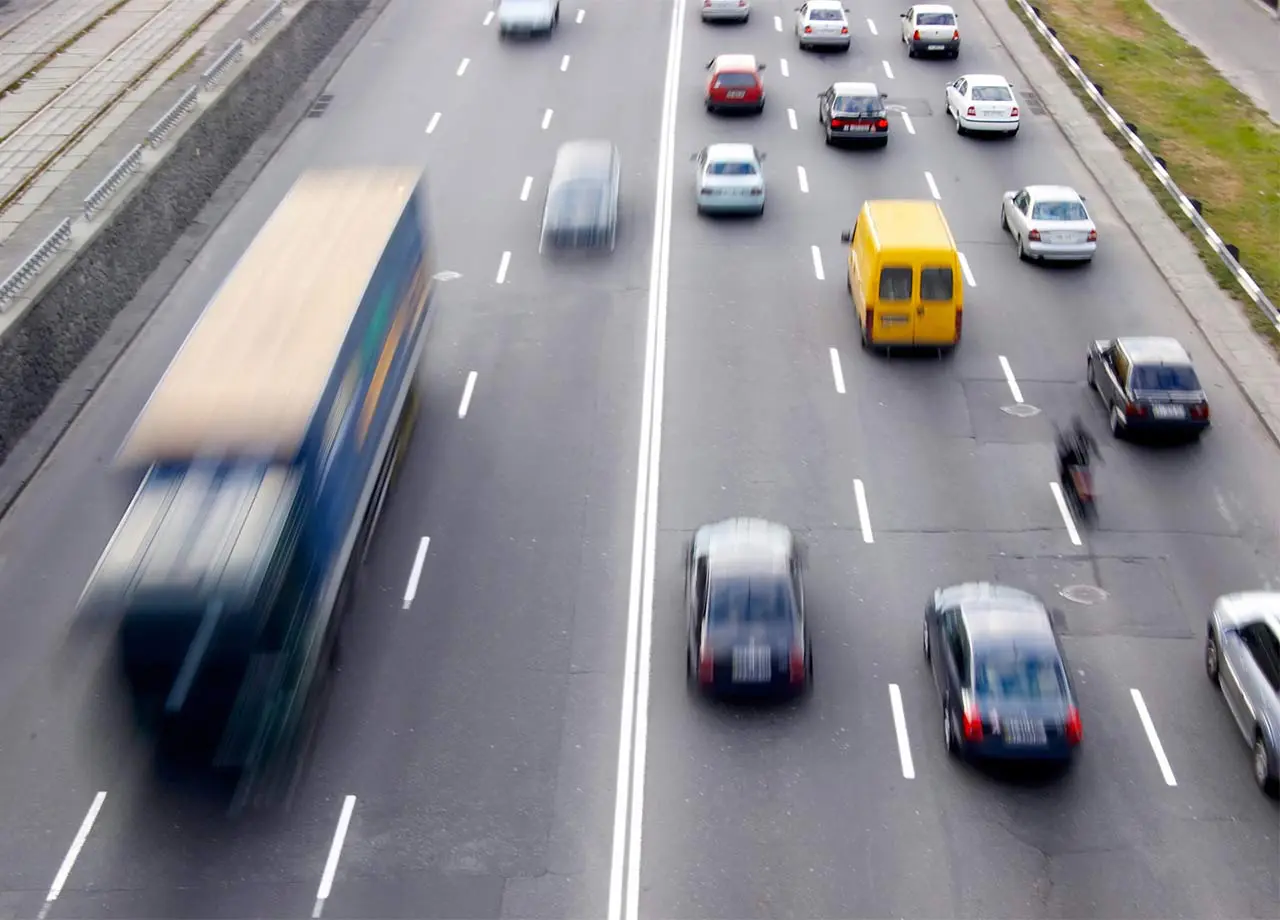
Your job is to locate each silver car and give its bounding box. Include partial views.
[694,143,766,216]
[701,0,750,23]
[540,140,620,251]
[1000,185,1097,263]
[795,0,850,51]
[497,0,560,37]
[1206,592,1280,797]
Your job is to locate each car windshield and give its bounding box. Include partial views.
[1131,364,1201,391]
[974,650,1067,702]
[835,95,879,115]
[708,576,794,626]
[708,160,757,176]
[917,11,956,24]
[810,8,843,20]
[715,72,756,88]
[972,86,1012,102]
[1031,199,1088,221]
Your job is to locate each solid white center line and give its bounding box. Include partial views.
[774,14,782,30]
[900,111,915,134]
[780,57,789,77]
[797,166,809,193]
[541,108,554,129]
[575,7,584,22]
[425,112,441,134]
[313,795,357,918]
[403,537,430,608]
[854,479,874,543]
[924,170,940,200]
[866,17,878,34]
[810,244,824,281]
[1049,482,1083,546]
[560,54,570,71]
[787,107,797,130]
[456,57,470,76]
[1131,689,1178,786]
[458,371,478,419]
[882,59,894,79]
[998,355,1024,403]
[41,791,106,913]
[495,251,512,284]
[958,252,976,287]
[888,684,915,777]
[829,347,846,394]
[483,10,494,25]
[520,175,533,201]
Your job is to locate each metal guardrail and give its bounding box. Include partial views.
[1016,0,1280,333]
[83,144,144,219]
[0,1,291,312]
[0,218,73,313]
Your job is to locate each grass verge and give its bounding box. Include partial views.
[1008,0,1280,351]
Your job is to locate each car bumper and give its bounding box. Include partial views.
[963,737,1077,761]
[499,18,553,32]
[702,676,806,698]
[706,95,765,110]
[802,34,850,47]
[828,126,889,143]
[1121,415,1211,434]
[697,192,765,213]
[910,38,959,54]
[1026,240,1097,261]
[959,115,1019,133]
[701,7,749,20]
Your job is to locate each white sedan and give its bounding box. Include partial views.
[1001,185,1097,263]
[694,143,766,216]
[795,0,851,51]
[945,74,1019,136]
[701,0,750,22]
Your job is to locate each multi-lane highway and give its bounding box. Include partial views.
[0,0,1276,917]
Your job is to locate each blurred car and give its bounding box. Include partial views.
[818,81,889,146]
[1000,185,1097,262]
[705,53,766,113]
[900,3,960,58]
[539,140,620,251]
[685,518,812,698]
[1086,336,1211,439]
[693,143,766,216]
[795,0,850,51]
[496,0,560,37]
[1206,592,1280,798]
[923,582,1082,762]
[701,0,750,23]
[945,74,1019,136]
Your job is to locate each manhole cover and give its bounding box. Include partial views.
[1060,584,1108,605]
[432,270,462,281]
[1001,403,1041,417]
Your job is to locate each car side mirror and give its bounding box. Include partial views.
[758,62,767,69]
[881,92,888,99]
[899,12,906,16]
[706,60,714,69]
[1079,194,1087,201]
[840,230,852,243]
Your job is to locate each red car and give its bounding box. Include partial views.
[705,54,766,114]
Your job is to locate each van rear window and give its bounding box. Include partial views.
[879,267,913,301]
[920,267,954,301]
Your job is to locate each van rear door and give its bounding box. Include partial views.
[913,264,958,345]
[874,265,914,344]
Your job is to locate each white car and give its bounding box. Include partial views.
[900,4,959,58]
[694,143,766,216]
[496,0,560,37]
[1000,185,1097,263]
[945,74,1019,136]
[701,0,750,22]
[796,0,850,51]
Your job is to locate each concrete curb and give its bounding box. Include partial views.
[971,0,1280,448]
[0,0,390,518]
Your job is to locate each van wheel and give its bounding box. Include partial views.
[1110,404,1126,439]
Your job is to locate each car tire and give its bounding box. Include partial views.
[999,207,1008,232]
[1205,630,1220,685]
[955,114,966,136]
[907,44,916,58]
[1110,404,1126,439]
[922,620,931,660]
[1254,734,1278,797]
[755,102,764,113]
[824,129,833,145]
[742,12,749,22]
[878,137,889,148]
[840,42,850,52]
[1008,126,1019,137]
[1086,357,1096,390]
[1015,232,1028,261]
[943,701,959,755]
[949,49,959,59]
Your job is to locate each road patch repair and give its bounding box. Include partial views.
[0,0,390,514]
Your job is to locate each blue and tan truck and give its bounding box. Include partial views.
[78,167,435,797]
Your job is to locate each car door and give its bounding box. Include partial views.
[818,86,833,124]
[693,148,708,191]
[947,78,966,115]
[1221,623,1265,738]
[935,607,962,700]
[688,550,709,655]
[1007,189,1031,237]
[901,7,914,41]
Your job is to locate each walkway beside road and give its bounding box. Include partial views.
[1145,0,1280,123]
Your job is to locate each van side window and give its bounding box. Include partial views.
[879,266,913,301]
[920,267,954,301]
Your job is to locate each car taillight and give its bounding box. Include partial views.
[1028,229,1041,241]
[804,25,812,33]
[1010,106,1019,117]
[876,118,888,129]
[912,29,920,40]
[738,0,746,5]
[831,118,845,128]
[704,0,711,6]
[865,307,874,337]
[1125,402,1147,418]
[841,25,848,33]
[1087,229,1097,242]
[1190,402,1210,420]
[952,28,960,40]
[1065,705,1083,744]
[789,645,805,684]
[698,644,714,683]
[962,700,984,741]
[954,309,962,340]
[966,106,976,116]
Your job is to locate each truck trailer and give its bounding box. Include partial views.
[79,167,435,796]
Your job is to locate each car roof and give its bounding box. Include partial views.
[1115,336,1193,365]
[551,140,617,183]
[935,582,1054,641]
[699,518,793,577]
[1024,184,1082,202]
[712,53,758,72]
[914,3,956,13]
[962,73,1010,87]
[1217,592,1280,639]
[706,142,757,162]
[832,81,880,96]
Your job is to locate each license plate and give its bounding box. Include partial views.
[1046,231,1076,243]
[731,646,771,683]
[1003,719,1047,746]
[727,91,745,99]
[843,124,870,132]
[928,44,944,50]
[881,314,909,325]
[1152,404,1186,419]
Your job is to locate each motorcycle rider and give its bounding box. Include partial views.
[1056,415,1101,500]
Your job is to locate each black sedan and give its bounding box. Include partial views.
[685,518,812,698]
[1086,336,1210,439]
[923,582,1082,762]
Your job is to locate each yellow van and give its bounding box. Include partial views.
[839,200,963,351]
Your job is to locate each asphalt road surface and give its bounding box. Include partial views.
[0,0,1275,917]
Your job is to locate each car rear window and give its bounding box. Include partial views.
[810,8,843,20]
[1131,364,1201,391]
[879,266,913,301]
[715,72,757,88]
[917,11,956,25]
[708,577,793,626]
[972,86,1012,102]
[708,161,757,176]
[974,652,1067,702]
[835,95,879,115]
[1031,200,1088,221]
[550,182,602,221]
[920,267,954,301]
